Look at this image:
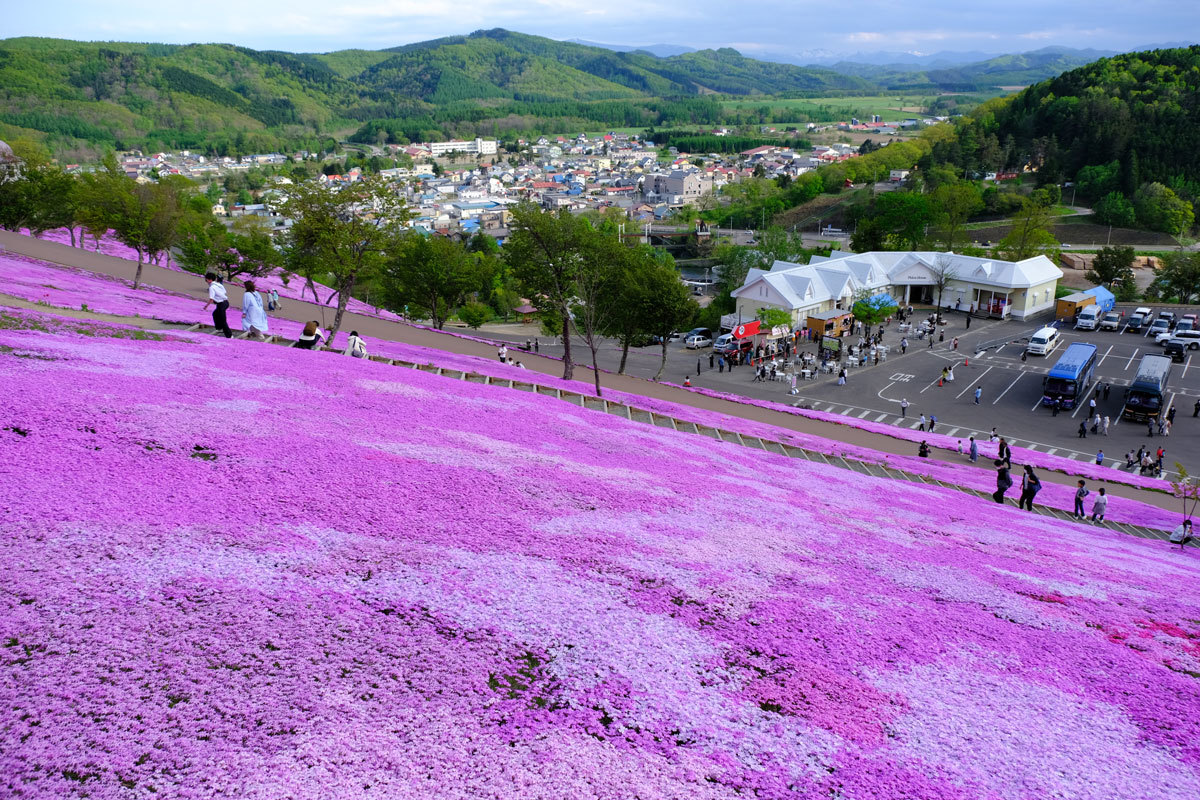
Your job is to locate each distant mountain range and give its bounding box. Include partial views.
[565,39,696,58]
[0,28,1177,158]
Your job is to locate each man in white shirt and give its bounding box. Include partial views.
[202,272,233,338]
[1170,520,1194,549]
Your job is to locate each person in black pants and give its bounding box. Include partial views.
[1018,465,1041,511]
[202,272,233,338]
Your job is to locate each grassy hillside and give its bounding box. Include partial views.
[826,47,1116,91]
[0,30,1108,159]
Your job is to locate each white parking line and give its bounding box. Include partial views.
[874,413,889,422]
[1125,348,1140,370]
[1046,448,1057,455]
[956,367,993,398]
[1070,384,1097,418]
[1184,354,1194,380]
[857,409,872,418]
[945,427,959,437]
[993,373,1024,404]
[1097,344,1114,368]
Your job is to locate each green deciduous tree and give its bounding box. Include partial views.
[930,182,984,250]
[1093,191,1136,227]
[997,200,1060,263]
[379,234,487,330]
[1133,182,1194,235]
[457,301,493,329]
[1155,252,1200,304]
[282,176,410,340]
[851,289,898,337]
[1085,246,1136,293]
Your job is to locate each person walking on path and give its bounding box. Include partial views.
[946,365,955,382]
[993,459,1013,504]
[918,413,927,432]
[697,358,702,376]
[718,356,725,373]
[202,273,233,338]
[900,337,908,354]
[1090,488,1108,523]
[498,344,508,363]
[1073,480,1089,519]
[268,288,281,311]
[1103,415,1111,436]
[1018,465,1042,511]
[1170,519,1194,549]
[240,280,269,339]
[1095,449,1105,466]
[1148,419,1155,438]
[1168,405,1177,424]
[969,436,978,463]
[929,335,934,349]
[1078,421,1088,438]
[974,385,982,405]
[1052,397,1062,417]
[998,437,1011,468]
[1103,383,1111,401]
[929,415,938,434]
[709,352,715,370]
[900,398,908,418]
[1194,398,1200,417]
[1088,396,1097,415]
[965,313,971,330]
[1165,418,1173,436]
[952,337,959,351]
[534,338,539,354]
[837,367,847,386]
[344,330,368,359]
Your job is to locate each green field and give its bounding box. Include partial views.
[721,95,937,117]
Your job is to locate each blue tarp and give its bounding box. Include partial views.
[1082,286,1116,312]
[865,292,900,309]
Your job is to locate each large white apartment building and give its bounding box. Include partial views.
[428,138,498,157]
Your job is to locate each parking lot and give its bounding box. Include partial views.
[785,304,1200,475]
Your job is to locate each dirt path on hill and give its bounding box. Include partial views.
[0,293,177,328]
[0,229,1181,518]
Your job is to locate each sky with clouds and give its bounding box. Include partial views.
[7,0,1198,59]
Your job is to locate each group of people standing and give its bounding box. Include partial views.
[202,273,368,358]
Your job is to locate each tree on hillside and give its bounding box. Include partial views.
[930,182,983,250]
[996,200,1060,263]
[1154,252,1200,304]
[850,218,887,253]
[283,176,409,340]
[642,263,699,382]
[1133,182,1194,236]
[1085,246,1136,292]
[598,243,669,375]
[379,234,487,330]
[504,204,594,381]
[872,191,932,250]
[1093,191,1136,228]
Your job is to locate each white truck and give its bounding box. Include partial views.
[1074,306,1101,330]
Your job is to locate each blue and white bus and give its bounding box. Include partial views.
[1042,342,1098,409]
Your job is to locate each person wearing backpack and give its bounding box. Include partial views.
[344,330,368,359]
[1018,465,1041,511]
[1073,480,1089,519]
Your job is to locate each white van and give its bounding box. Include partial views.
[1075,306,1101,330]
[1026,326,1060,356]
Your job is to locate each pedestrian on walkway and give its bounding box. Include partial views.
[918,413,926,432]
[1091,488,1108,522]
[969,436,978,463]
[952,337,959,350]
[1158,418,1167,435]
[1103,383,1111,401]
[498,344,508,363]
[1095,449,1105,466]
[1073,480,1089,518]
[697,358,702,375]
[929,335,934,349]
[1103,415,1110,436]
[947,365,955,382]
[998,437,1011,467]
[709,352,715,370]
[1165,418,1173,436]
[941,366,949,384]
[1089,396,1096,414]
[1168,405,1177,424]
[268,288,280,311]
[1170,519,1194,549]
[1052,397,1062,416]
[965,314,971,330]
[1091,413,1101,434]
[202,273,233,338]
[1018,465,1041,511]
[993,459,1013,504]
[929,415,938,434]
[1078,421,1087,438]
[974,385,982,404]
[1194,398,1200,417]
[900,337,908,354]
[1148,419,1155,437]
[718,356,725,373]
[240,280,269,339]
[900,398,908,417]
[534,338,539,353]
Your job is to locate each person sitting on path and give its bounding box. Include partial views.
[202,272,233,339]
[344,330,368,359]
[240,280,269,339]
[296,320,323,350]
[1170,520,1194,549]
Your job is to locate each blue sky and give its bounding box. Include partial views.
[7,0,1198,58]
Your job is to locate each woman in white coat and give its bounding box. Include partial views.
[241,280,269,338]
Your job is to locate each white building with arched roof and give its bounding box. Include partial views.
[732,250,1062,324]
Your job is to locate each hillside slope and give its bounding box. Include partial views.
[2,305,1199,798]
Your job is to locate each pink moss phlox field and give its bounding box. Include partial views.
[16,227,403,323]
[3,310,1200,799]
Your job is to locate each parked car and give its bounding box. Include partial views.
[1158,311,1177,328]
[685,327,713,341]
[685,334,713,349]
[1128,307,1153,331]
[1164,339,1187,362]
[1170,329,1200,349]
[1174,319,1194,334]
[1026,326,1060,356]
[1182,313,1198,327]
[1147,318,1171,338]
[1099,312,1122,331]
[667,331,686,342]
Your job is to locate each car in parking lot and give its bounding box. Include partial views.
[685,334,713,349]
[1128,307,1153,331]
[1168,329,1200,350]
[1147,318,1171,338]
[1099,312,1122,331]
[1164,340,1187,362]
